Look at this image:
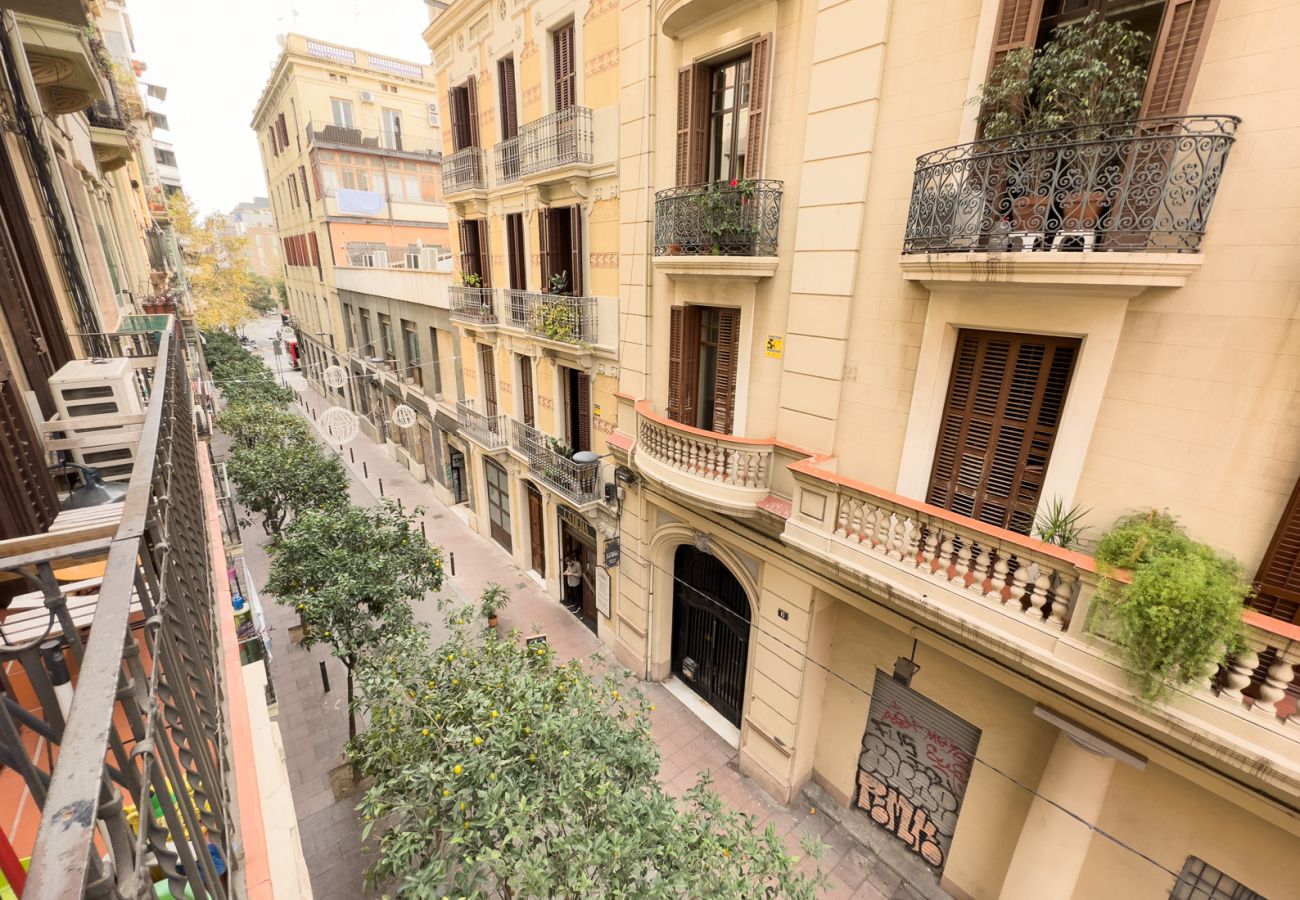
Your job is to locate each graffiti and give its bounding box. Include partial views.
[855,672,980,872]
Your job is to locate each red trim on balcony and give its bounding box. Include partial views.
[1244,610,1300,643]
[607,431,634,452]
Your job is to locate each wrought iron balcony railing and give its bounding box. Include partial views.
[86,98,126,130]
[509,419,600,506]
[654,180,783,257]
[509,290,597,345]
[449,285,496,325]
[457,401,508,451]
[0,322,236,897]
[494,135,521,184]
[902,115,1239,254]
[343,242,448,269]
[517,107,593,177]
[305,122,439,157]
[441,146,487,194]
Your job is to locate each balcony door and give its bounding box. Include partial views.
[674,35,771,185]
[552,22,575,112]
[926,330,1079,535]
[484,458,512,552]
[447,79,480,151]
[479,344,498,417]
[668,305,740,435]
[458,219,490,286]
[506,212,527,291]
[330,97,354,128]
[382,108,403,151]
[536,206,583,297]
[560,366,592,454]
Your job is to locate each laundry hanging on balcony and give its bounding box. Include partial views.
[335,188,386,215]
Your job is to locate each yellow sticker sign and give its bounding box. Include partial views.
[765,336,784,358]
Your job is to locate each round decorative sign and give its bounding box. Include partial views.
[319,406,360,445]
[391,404,417,429]
[278,326,297,342]
[322,365,348,389]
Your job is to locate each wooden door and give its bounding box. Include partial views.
[485,458,512,552]
[527,484,546,576]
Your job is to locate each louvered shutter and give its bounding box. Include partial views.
[536,208,552,291]
[277,113,289,147]
[1252,477,1300,625]
[1141,0,1219,118]
[667,306,701,426]
[0,352,58,540]
[988,0,1044,70]
[744,35,772,180]
[466,76,481,148]
[554,23,575,111]
[448,88,463,151]
[519,355,535,427]
[479,344,498,416]
[675,65,709,186]
[569,205,584,297]
[458,220,475,277]
[926,331,1079,535]
[474,219,491,287]
[712,308,741,435]
[0,199,55,413]
[577,372,592,452]
[499,57,519,139]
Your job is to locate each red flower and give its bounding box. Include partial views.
[729,178,738,188]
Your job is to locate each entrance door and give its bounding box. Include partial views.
[527,484,546,576]
[560,519,597,633]
[449,449,468,505]
[671,545,750,727]
[485,458,512,552]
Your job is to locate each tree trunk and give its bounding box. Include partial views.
[346,660,357,743]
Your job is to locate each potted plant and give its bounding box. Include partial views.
[548,270,570,295]
[461,271,483,288]
[695,178,758,255]
[480,583,509,629]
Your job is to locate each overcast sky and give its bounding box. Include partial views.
[127,0,431,216]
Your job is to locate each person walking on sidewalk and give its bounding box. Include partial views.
[563,555,582,611]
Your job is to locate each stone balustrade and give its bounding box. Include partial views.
[1215,613,1300,728]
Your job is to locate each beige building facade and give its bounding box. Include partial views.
[434,0,1300,897]
[226,198,284,278]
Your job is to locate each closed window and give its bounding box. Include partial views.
[552,22,575,112]
[378,314,396,362]
[428,327,444,397]
[1170,857,1263,900]
[402,321,422,388]
[331,97,354,127]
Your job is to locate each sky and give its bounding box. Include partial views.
[126,0,431,216]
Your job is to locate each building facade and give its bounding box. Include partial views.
[226,197,284,278]
[433,0,1300,897]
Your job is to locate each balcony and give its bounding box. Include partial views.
[653,180,783,278]
[494,136,521,185]
[518,107,593,178]
[344,242,448,270]
[457,400,508,451]
[305,123,439,159]
[87,98,133,173]
[506,290,598,346]
[441,147,487,195]
[900,116,1239,282]
[449,285,497,325]
[509,419,600,506]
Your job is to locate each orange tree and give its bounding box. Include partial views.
[350,604,825,898]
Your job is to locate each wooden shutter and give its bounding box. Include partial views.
[506,213,526,290]
[554,22,575,111]
[743,35,772,180]
[576,372,592,452]
[268,127,278,156]
[519,355,535,427]
[479,344,498,416]
[675,64,709,186]
[0,195,56,414]
[1252,477,1300,625]
[926,330,1079,535]
[474,219,491,287]
[277,113,289,147]
[299,165,313,212]
[568,205,584,297]
[0,352,58,540]
[499,57,519,139]
[466,75,481,148]
[458,220,475,276]
[448,88,464,151]
[1141,0,1219,118]
[536,208,552,291]
[712,308,741,435]
[988,0,1043,70]
[667,305,701,426]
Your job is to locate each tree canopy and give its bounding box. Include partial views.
[170,192,259,330]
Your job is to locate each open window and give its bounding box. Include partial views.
[457,219,490,286]
[675,35,771,186]
[447,78,481,151]
[536,206,583,296]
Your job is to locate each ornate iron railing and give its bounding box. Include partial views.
[457,401,508,451]
[518,107,593,176]
[86,98,126,130]
[449,285,496,325]
[0,321,235,897]
[902,115,1239,254]
[494,136,521,184]
[441,147,486,194]
[509,419,600,505]
[510,290,597,345]
[654,180,783,256]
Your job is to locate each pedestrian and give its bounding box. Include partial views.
[563,555,582,611]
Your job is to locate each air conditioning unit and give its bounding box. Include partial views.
[359,90,377,103]
[427,102,440,126]
[49,358,144,482]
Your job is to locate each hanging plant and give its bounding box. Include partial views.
[1092,510,1250,703]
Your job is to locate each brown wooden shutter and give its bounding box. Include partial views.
[268,127,278,156]
[466,76,481,148]
[554,23,575,111]
[675,64,709,186]
[988,0,1044,70]
[712,308,741,435]
[536,208,552,291]
[568,205,583,297]
[744,35,772,180]
[1251,476,1300,624]
[448,88,463,151]
[277,113,289,147]
[299,165,313,213]
[479,344,498,416]
[0,351,58,540]
[474,218,491,287]
[458,220,475,276]
[519,355,535,427]
[506,213,526,290]
[576,372,592,452]
[667,305,701,426]
[1141,0,1219,118]
[499,57,519,139]
[0,198,56,414]
[926,330,1079,535]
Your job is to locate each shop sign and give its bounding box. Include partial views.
[855,671,981,871]
[594,567,610,618]
[603,537,620,568]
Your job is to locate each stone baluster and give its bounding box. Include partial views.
[1007,557,1030,612]
[859,505,880,547]
[952,537,972,585]
[967,543,993,595]
[1026,567,1053,621]
[1047,570,1075,631]
[872,507,892,554]
[898,517,921,563]
[918,524,940,573]
[1218,649,1260,705]
[834,496,851,537]
[1254,652,1297,720]
[989,552,1009,600]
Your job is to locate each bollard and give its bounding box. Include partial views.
[450,551,456,576]
[311,407,317,421]
[421,522,426,539]
[319,661,331,693]
[363,461,369,479]
[350,448,355,463]
[378,477,385,497]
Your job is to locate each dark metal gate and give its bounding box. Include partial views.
[671,545,750,727]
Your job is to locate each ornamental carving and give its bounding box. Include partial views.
[589,252,618,268]
[583,0,617,22]
[584,47,618,80]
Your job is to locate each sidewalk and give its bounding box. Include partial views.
[238,316,924,899]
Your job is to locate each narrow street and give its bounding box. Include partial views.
[231,313,932,899]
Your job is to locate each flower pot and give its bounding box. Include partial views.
[487,614,498,628]
[1011,195,1050,232]
[667,243,683,255]
[1063,190,1106,230]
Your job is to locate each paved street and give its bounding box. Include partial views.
[229,314,933,899]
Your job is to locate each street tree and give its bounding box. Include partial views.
[169,192,257,330]
[201,330,294,408]
[217,402,313,450]
[225,430,348,536]
[266,500,444,742]
[350,610,825,899]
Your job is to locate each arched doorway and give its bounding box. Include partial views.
[671,545,751,727]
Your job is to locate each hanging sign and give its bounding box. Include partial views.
[603,537,621,568]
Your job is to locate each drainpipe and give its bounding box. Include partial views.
[640,0,657,682]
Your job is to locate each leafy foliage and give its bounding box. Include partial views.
[216,402,313,451]
[201,330,294,408]
[1093,510,1249,702]
[1033,497,1091,550]
[226,430,348,535]
[350,610,824,898]
[537,300,578,343]
[169,192,259,330]
[479,583,509,620]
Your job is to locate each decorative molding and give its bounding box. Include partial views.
[897,251,1203,290]
[522,84,541,106]
[583,0,618,22]
[584,47,618,79]
[692,530,711,553]
[589,252,618,269]
[519,39,539,60]
[469,15,491,41]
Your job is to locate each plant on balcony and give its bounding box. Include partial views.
[460,271,483,288]
[696,178,758,255]
[537,298,580,343]
[548,269,570,295]
[349,611,826,898]
[1092,510,1249,703]
[1033,497,1091,550]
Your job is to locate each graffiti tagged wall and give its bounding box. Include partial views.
[855,671,981,871]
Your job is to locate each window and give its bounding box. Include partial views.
[484,458,512,552]
[505,212,526,290]
[707,54,751,183]
[1249,475,1300,624]
[155,148,177,167]
[382,108,403,151]
[478,344,498,416]
[428,327,444,396]
[150,112,170,131]
[331,97,355,127]
[926,330,1080,535]
[447,80,480,151]
[675,36,770,185]
[498,57,519,140]
[1170,857,1263,900]
[552,22,576,112]
[561,366,592,453]
[342,304,355,349]
[267,127,279,157]
[378,314,396,362]
[458,219,490,286]
[517,354,535,427]
[667,306,740,434]
[536,206,583,296]
[402,321,422,388]
[357,309,373,355]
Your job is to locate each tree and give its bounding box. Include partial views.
[170,192,258,330]
[201,330,294,408]
[266,500,445,741]
[245,274,281,314]
[217,402,313,450]
[350,608,825,898]
[226,431,348,535]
